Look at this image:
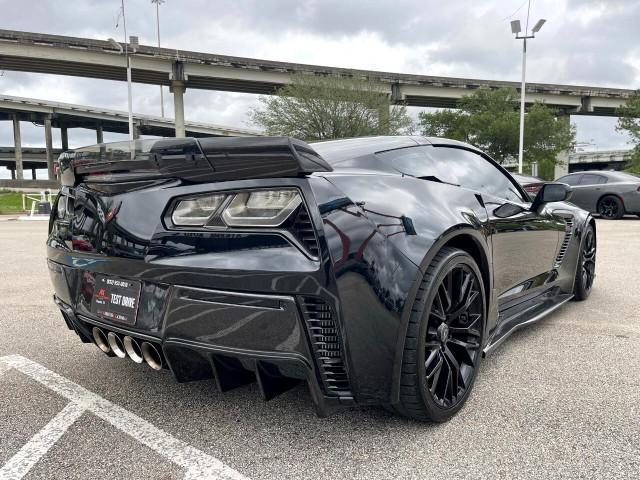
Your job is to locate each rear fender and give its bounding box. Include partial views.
[313,174,492,405]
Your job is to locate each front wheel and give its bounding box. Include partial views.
[597,195,624,220]
[573,224,596,301]
[394,247,485,422]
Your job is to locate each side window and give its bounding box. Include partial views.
[377,146,525,202]
[434,147,526,201]
[557,174,582,186]
[579,174,607,185]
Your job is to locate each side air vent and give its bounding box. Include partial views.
[299,297,351,395]
[290,205,320,258]
[554,219,574,268]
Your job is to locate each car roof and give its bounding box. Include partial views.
[559,170,640,182]
[310,135,482,163]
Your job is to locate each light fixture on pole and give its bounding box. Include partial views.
[511,14,546,174]
[152,0,165,117]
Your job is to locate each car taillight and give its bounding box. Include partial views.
[171,189,302,228]
[222,190,301,227]
[171,194,226,226]
[524,183,543,193]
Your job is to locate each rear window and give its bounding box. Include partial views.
[612,171,640,182]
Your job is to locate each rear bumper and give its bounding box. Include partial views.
[46,175,420,410]
[49,257,354,416]
[621,191,640,213]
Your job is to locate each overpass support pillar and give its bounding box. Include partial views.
[61,126,69,151]
[12,115,23,181]
[44,116,55,180]
[96,123,104,144]
[170,81,186,138]
[554,114,571,179]
[170,61,187,138]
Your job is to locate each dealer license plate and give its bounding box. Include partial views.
[91,274,141,325]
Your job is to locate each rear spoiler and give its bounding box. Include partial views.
[57,136,332,186]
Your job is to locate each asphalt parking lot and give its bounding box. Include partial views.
[1,218,639,479]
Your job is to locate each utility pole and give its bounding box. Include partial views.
[152,0,165,117]
[121,0,134,141]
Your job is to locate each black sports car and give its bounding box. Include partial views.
[47,135,596,421]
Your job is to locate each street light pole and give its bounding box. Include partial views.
[121,0,134,142]
[511,17,546,174]
[152,0,165,117]
[518,37,527,175]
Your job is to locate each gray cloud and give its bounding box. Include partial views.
[0,0,637,170]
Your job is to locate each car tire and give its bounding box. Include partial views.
[597,195,624,220]
[573,224,596,301]
[393,247,485,422]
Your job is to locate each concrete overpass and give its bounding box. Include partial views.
[0,146,62,178]
[502,148,633,175]
[0,29,632,120]
[0,94,260,181]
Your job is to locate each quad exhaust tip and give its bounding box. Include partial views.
[107,332,127,358]
[92,326,161,369]
[92,327,110,354]
[123,336,144,364]
[141,342,163,370]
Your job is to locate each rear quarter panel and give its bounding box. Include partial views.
[310,173,492,404]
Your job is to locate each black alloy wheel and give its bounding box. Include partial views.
[574,224,596,300]
[598,195,624,220]
[424,263,483,407]
[394,247,485,422]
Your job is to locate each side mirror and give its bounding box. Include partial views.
[531,182,572,211]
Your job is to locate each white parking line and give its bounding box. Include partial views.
[0,355,249,480]
[0,402,86,480]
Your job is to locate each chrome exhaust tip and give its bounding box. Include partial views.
[141,342,163,370]
[92,327,111,354]
[107,332,126,358]
[123,336,144,364]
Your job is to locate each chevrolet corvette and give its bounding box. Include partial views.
[47,135,596,421]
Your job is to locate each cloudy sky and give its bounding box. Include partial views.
[0,0,639,177]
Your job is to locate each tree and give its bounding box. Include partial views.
[616,89,640,174]
[418,87,575,179]
[416,108,469,142]
[250,73,413,141]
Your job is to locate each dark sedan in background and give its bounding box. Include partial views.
[556,170,640,219]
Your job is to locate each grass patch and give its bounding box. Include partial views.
[0,190,57,215]
[0,190,26,214]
